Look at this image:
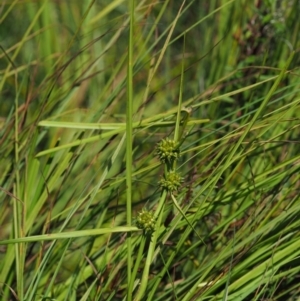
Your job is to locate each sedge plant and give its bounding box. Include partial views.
[0,1,300,301]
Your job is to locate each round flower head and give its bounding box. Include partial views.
[136,209,156,235]
[159,170,182,192]
[156,138,180,164]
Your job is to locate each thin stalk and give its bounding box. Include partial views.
[126,0,135,299]
[174,34,185,144]
[134,189,168,301]
[14,70,24,300]
[141,0,186,111]
[128,236,147,296]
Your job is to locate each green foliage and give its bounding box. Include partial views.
[0,0,300,301]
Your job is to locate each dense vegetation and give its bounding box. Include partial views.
[1,1,300,300]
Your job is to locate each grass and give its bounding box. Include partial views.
[0,0,300,300]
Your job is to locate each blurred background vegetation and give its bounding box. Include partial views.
[0,0,300,300]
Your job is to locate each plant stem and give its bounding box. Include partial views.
[134,189,167,300]
[126,0,135,299]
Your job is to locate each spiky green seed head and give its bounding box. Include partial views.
[156,138,180,164]
[136,209,156,235]
[159,170,182,192]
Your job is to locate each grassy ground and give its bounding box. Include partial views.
[1,0,300,300]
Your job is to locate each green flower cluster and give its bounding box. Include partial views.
[156,138,180,164]
[159,170,182,192]
[135,209,156,234]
